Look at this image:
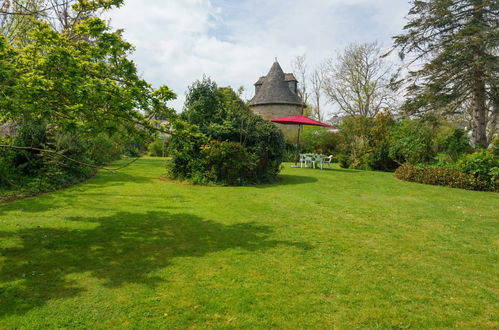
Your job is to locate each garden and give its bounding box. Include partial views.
[0,0,498,328]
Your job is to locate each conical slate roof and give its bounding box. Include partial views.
[249,62,303,106]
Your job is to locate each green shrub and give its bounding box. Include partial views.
[301,126,339,154]
[0,119,143,194]
[491,136,499,156]
[395,164,495,191]
[283,143,299,162]
[168,79,284,185]
[389,119,434,165]
[337,113,397,171]
[337,154,350,168]
[148,138,168,157]
[457,149,498,183]
[438,128,471,160]
[200,141,256,185]
[370,112,398,170]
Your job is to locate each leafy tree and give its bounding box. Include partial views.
[182,76,221,127]
[0,1,176,190]
[1,0,124,43]
[337,113,398,170]
[392,0,498,148]
[337,115,374,169]
[169,80,284,185]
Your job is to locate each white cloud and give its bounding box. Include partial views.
[106,0,411,112]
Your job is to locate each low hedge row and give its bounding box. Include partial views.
[395,164,497,192]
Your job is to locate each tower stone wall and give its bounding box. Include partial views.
[251,104,302,141]
[248,61,304,143]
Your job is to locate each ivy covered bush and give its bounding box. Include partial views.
[167,78,285,185]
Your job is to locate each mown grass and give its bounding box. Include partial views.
[0,157,497,328]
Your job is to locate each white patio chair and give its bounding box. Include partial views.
[304,155,314,168]
[322,155,333,169]
[314,154,325,169]
[299,154,306,168]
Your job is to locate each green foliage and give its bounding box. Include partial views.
[182,76,221,126]
[148,138,168,157]
[457,150,498,184]
[337,113,398,170]
[0,3,176,193]
[370,112,398,170]
[283,143,299,162]
[301,126,339,154]
[492,136,499,156]
[336,153,350,168]
[393,0,497,147]
[395,164,495,192]
[200,140,256,185]
[389,119,434,165]
[434,126,471,161]
[337,115,373,169]
[168,80,284,185]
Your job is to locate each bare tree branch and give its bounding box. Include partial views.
[322,42,396,118]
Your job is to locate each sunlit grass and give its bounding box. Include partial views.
[0,157,497,328]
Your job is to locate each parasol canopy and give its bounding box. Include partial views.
[271,115,333,127]
[271,115,334,167]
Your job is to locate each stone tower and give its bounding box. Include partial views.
[248,61,304,141]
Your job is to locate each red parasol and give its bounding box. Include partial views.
[271,115,333,127]
[271,115,334,166]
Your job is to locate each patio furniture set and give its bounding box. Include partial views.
[299,154,333,170]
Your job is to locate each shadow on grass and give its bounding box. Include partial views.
[0,168,157,216]
[0,211,310,317]
[253,174,318,188]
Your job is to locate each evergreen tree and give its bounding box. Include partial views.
[393,0,498,148]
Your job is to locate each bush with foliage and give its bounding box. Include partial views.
[456,150,498,185]
[434,126,471,161]
[283,143,299,162]
[200,141,256,185]
[301,126,340,155]
[389,119,434,165]
[337,113,398,170]
[337,115,373,169]
[167,78,284,185]
[492,136,499,156]
[148,138,168,157]
[395,164,495,192]
[370,113,398,170]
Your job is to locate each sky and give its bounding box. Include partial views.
[106,0,412,113]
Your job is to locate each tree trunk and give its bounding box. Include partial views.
[470,4,489,148]
[472,77,488,148]
[487,85,498,144]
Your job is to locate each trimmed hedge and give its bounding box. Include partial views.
[395,164,497,192]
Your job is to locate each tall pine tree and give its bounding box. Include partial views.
[393,0,498,148]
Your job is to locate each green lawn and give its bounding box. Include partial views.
[0,158,497,329]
